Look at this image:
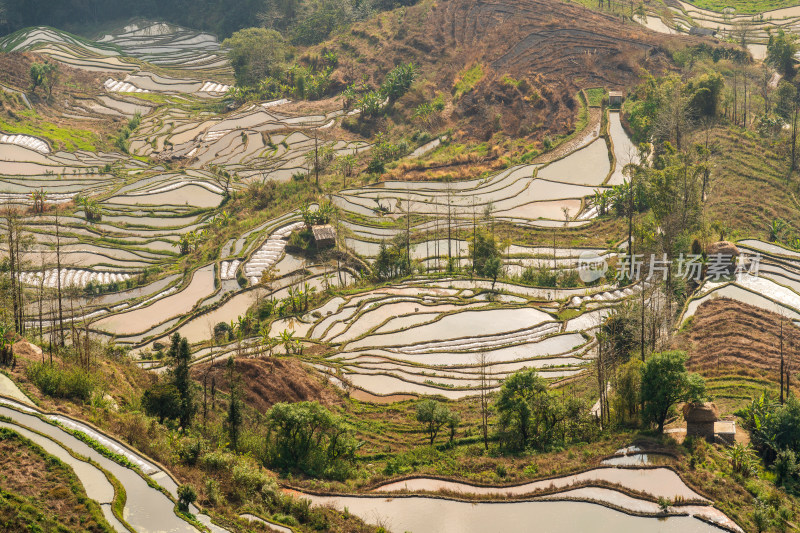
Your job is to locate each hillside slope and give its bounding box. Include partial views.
[323,0,703,141]
[678,297,800,413]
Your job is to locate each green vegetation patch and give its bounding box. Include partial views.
[0,109,100,152]
[585,87,606,107]
[684,0,800,14]
[452,63,484,100]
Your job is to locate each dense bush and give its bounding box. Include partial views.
[496,368,598,451]
[263,401,360,480]
[25,361,96,402]
[142,381,182,424]
[224,28,289,87]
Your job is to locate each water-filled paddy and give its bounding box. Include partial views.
[295,493,724,533]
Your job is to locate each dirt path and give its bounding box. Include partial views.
[534,108,602,164]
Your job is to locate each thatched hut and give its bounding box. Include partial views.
[706,241,741,276]
[311,224,336,248]
[683,402,719,441]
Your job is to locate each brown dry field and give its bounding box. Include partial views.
[317,0,711,144]
[677,297,800,414]
[190,357,343,412]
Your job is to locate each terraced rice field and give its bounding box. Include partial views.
[0,20,653,398]
[638,0,800,54]
[286,278,620,398]
[333,113,626,229]
[680,240,800,324]
[0,397,232,533]
[288,443,739,532]
[130,100,370,178]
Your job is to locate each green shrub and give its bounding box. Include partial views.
[263,402,360,480]
[201,449,237,472]
[273,514,299,526]
[26,362,96,402]
[177,484,197,513]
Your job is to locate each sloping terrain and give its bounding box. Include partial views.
[191,357,342,412]
[323,0,700,141]
[680,297,800,412]
[0,428,113,533]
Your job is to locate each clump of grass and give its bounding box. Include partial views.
[585,87,606,107]
[452,63,484,100]
[25,361,97,402]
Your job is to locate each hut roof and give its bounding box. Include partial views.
[683,402,719,423]
[311,224,336,242]
[689,27,716,37]
[707,241,740,257]
[609,91,623,98]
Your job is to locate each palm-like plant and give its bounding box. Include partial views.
[76,195,102,222]
[768,219,787,243]
[176,234,192,255]
[30,188,48,214]
[727,442,757,478]
[279,329,295,355]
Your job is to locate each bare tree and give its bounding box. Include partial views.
[54,211,65,347]
[654,81,692,150]
[476,352,491,450]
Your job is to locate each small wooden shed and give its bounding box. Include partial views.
[311,224,336,248]
[689,27,717,37]
[683,402,719,442]
[608,91,624,106]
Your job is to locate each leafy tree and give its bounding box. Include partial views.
[167,332,195,429]
[484,256,502,290]
[469,229,501,277]
[641,351,706,433]
[223,28,289,87]
[767,29,798,79]
[415,399,451,445]
[264,401,360,479]
[0,322,13,367]
[29,61,58,98]
[496,368,550,450]
[142,381,182,424]
[685,70,723,117]
[613,358,643,425]
[291,0,355,45]
[775,449,799,487]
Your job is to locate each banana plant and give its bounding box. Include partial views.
[279,329,296,355]
[767,219,787,243]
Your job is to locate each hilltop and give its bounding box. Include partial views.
[317,0,700,143]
